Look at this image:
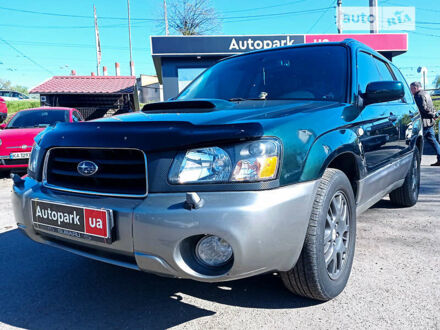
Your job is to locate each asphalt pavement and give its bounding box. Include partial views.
[0,162,439,329]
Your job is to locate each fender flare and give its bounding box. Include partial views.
[300,128,365,182]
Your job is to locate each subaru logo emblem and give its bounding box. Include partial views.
[77,160,99,176]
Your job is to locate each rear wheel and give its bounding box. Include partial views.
[281,168,356,301]
[389,147,420,207]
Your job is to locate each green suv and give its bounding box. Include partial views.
[12,39,422,301]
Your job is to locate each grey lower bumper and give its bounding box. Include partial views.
[12,178,319,282]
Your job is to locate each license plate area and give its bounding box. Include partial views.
[11,152,31,159]
[31,200,113,244]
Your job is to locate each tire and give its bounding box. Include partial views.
[389,147,420,207]
[280,168,357,301]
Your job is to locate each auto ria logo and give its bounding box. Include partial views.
[229,36,296,51]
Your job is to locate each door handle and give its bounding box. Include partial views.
[388,115,397,122]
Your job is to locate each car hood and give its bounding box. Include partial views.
[107,99,342,125]
[0,127,43,153]
[37,100,349,152]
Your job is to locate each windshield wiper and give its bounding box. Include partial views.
[228,98,267,102]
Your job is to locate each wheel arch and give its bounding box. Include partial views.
[300,129,365,189]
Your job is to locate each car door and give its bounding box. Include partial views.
[389,65,419,156]
[357,51,401,172]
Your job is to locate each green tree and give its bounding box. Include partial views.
[0,79,29,95]
[0,79,12,90]
[435,75,440,89]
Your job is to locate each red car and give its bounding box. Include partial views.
[0,97,7,123]
[0,107,84,172]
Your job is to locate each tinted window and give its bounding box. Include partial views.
[392,66,413,103]
[178,46,348,102]
[373,58,394,81]
[7,110,69,129]
[358,52,394,92]
[72,111,83,122]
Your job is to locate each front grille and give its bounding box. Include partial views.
[44,148,147,197]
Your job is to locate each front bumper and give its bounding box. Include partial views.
[12,178,318,282]
[0,154,30,170]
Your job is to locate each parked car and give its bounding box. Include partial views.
[0,97,7,123]
[1,107,83,172]
[430,89,440,97]
[0,90,30,101]
[12,40,422,301]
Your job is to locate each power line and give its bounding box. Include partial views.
[223,7,333,20]
[0,21,149,30]
[0,37,54,74]
[0,4,332,23]
[306,0,335,33]
[2,39,147,51]
[405,30,440,39]
[0,5,160,21]
[417,21,440,26]
[384,2,440,14]
[222,0,307,13]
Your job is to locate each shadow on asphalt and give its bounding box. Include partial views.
[0,172,10,179]
[0,230,319,329]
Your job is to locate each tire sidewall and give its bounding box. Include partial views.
[315,171,357,299]
[409,148,421,203]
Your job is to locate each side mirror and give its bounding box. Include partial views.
[362,81,404,106]
[0,123,6,129]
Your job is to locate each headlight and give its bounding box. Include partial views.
[168,138,281,184]
[168,147,232,183]
[28,143,41,174]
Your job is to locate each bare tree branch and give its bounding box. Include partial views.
[158,0,221,35]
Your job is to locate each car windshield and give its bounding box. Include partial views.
[177,45,348,103]
[6,110,69,129]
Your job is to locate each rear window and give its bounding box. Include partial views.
[7,110,69,129]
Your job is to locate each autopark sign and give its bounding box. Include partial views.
[151,35,305,55]
[150,34,407,55]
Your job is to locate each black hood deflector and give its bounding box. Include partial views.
[39,121,264,152]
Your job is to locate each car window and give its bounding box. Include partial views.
[7,110,70,129]
[72,111,83,122]
[357,52,393,93]
[372,57,394,81]
[391,66,413,104]
[178,45,348,103]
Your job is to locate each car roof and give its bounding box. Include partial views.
[19,107,76,112]
[0,90,25,93]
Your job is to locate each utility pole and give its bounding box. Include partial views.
[164,0,169,35]
[337,0,342,34]
[93,5,101,76]
[127,0,134,76]
[369,0,378,33]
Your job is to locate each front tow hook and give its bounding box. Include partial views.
[10,173,25,188]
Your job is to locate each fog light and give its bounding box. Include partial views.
[195,235,233,267]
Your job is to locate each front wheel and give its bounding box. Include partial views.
[281,168,356,301]
[389,147,420,207]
